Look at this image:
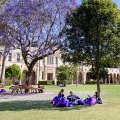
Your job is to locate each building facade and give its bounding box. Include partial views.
[0,47,120,84]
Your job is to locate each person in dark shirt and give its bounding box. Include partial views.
[67,91,78,102]
[58,89,64,98]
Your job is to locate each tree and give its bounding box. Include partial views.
[0,0,7,4]
[5,64,23,84]
[69,63,79,85]
[64,0,120,97]
[0,26,16,83]
[88,67,109,83]
[1,0,76,86]
[0,0,12,84]
[56,65,72,84]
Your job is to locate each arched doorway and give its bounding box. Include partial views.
[78,72,82,84]
[86,72,91,84]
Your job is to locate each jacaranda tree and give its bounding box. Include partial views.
[0,14,16,83]
[1,0,76,86]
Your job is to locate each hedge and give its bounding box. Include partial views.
[38,80,53,85]
[5,79,12,86]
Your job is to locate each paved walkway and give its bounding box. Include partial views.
[0,91,97,102]
[0,91,56,102]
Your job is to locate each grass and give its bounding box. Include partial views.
[0,84,120,120]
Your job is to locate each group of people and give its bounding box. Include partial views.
[51,89,102,107]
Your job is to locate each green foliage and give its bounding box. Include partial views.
[47,80,53,85]
[38,81,47,85]
[56,65,72,84]
[0,0,6,3]
[89,68,109,81]
[65,0,120,67]
[86,80,96,84]
[38,80,53,85]
[5,64,23,80]
[4,79,12,86]
[64,0,120,94]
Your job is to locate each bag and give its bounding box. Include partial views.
[97,97,102,104]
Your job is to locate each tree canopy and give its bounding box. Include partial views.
[5,64,23,80]
[56,65,73,84]
[88,67,109,82]
[64,0,120,96]
[0,0,76,85]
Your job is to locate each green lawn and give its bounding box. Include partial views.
[0,85,120,120]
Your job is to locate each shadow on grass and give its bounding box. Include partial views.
[0,100,92,111]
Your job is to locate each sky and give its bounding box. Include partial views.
[113,0,120,9]
[77,0,120,9]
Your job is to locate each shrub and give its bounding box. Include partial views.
[47,80,53,85]
[56,65,72,84]
[5,79,12,86]
[38,81,47,85]
[38,80,55,85]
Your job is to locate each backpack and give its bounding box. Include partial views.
[97,97,102,104]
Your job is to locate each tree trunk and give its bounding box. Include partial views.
[76,72,78,86]
[0,56,5,84]
[25,67,33,93]
[96,65,100,98]
[96,44,101,98]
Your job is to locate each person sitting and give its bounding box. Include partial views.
[0,83,6,94]
[93,91,102,104]
[58,89,64,97]
[58,83,66,87]
[78,92,99,105]
[51,89,64,105]
[67,91,80,102]
[0,89,6,94]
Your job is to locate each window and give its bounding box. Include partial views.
[17,53,20,62]
[56,57,58,64]
[47,56,54,65]
[47,73,53,80]
[8,53,12,61]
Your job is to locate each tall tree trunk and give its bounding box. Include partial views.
[0,56,5,84]
[96,44,101,98]
[25,67,33,93]
[96,65,100,97]
[25,73,31,85]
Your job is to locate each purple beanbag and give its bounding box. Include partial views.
[55,98,72,107]
[51,96,61,105]
[84,97,97,105]
[0,89,6,93]
[78,99,85,105]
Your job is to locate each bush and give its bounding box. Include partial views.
[47,80,53,85]
[38,81,47,85]
[56,65,72,84]
[38,80,70,85]
[86,80,96,84]
[38,80,54,85]
[5,79,12,86]
[86,80,104,84]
